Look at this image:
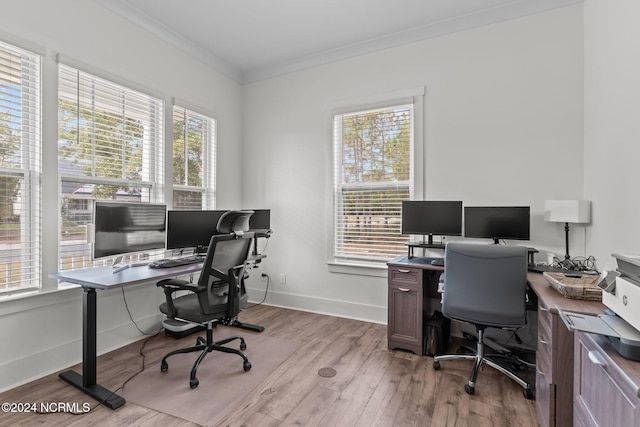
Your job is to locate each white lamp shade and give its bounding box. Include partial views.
[544,200,591,224]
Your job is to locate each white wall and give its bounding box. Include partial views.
[583,0,640,271]
[0,0,243,392]
[0,1,601,393]
[242,5,585,322]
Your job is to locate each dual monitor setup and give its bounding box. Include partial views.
[402,200,530,246]
[92,200,270,264]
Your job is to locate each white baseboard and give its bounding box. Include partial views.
[246,287,387,325]
[0,313,164,393]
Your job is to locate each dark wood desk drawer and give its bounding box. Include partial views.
[574,332,640,427]
[387,263,425,355]
[388,266,421,286]
[537,303,553,381]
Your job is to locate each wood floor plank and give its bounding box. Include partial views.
[0,305,538,427]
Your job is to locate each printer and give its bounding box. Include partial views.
[558,253,640,361]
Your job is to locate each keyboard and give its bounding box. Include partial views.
[148,256,204,269]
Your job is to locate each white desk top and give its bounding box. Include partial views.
[50,263,202,290]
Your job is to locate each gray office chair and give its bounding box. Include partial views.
[432,242,534,399]
[157,229,255,389]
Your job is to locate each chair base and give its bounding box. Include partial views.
[160,320,251,389]
[433,327,534,400]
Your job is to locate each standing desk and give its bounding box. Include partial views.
[50,263,203,409]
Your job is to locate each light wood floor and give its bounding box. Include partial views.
[0,304,538,426]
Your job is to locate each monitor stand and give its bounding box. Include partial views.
[418,234,436,246]
[111,256,148,273]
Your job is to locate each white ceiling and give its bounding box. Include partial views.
[97,0,581,84]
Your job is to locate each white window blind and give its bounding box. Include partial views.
[0,40,41,295]
[58,64,164,270]
[172,105,216,210]
[333,104,413,262]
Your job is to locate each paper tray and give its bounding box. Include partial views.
[613,253,640,283]
[543,272,602,301]
[558,309,640,361]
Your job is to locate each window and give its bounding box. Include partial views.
[172,105,216,210]
[333,103,414,263]
[58,64,164,270]
[0,40,41,295]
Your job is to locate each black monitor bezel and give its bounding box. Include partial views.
[165,209,227,252]
[92,200,167,260]
[463,206,530,243]
[247,209,270,230]
[401,200,463,237]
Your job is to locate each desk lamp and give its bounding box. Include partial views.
[544,200,591,268]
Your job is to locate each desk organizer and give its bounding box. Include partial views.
[543,272,602,301]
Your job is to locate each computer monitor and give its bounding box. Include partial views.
[247,209,270,230]
[464,206,530,244]
[93,201,166,260]
[401,200,463,245]
[165,209,227,253]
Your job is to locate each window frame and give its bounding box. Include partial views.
[57,62,165,271]
[0,39,42,297]
[327,88,424,274]
[171,101,217,210]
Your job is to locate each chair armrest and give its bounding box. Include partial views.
[156,278,203,292]
[156,278,203,319]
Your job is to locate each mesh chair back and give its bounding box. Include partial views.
[442,242,528,328]
[197,232,254,316]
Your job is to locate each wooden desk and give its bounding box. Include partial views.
[527,273,605,427]
[50,263,202,409]
[387,256,444,355]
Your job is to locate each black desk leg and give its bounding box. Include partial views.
[59,288,125,410]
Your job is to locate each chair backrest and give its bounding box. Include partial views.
[216,210,254,235]
[197,232,254,316]
[441,242,528,328]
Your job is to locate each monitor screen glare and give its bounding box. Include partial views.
[93,201,167,259]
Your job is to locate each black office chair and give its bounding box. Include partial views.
[432,242,534,399]
[216,210,265,333]
[157,228,255,389]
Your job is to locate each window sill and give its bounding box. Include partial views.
[327,261,388,278]
[0,284,81,316]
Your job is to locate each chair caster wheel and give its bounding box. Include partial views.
[243,361,252,372]
[190,378,199,389]
[240,342,247,351]
[433,361,440,370]
[160,361,168,372]
[196,337,205,345]
[464,384,475,395]
[524,388,535,400]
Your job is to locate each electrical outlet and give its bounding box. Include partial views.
[261,273,268,283]
[279,273,286,284]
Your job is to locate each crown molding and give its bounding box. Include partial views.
[98,0,582,85]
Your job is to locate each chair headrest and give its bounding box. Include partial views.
[216,210,254,234]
